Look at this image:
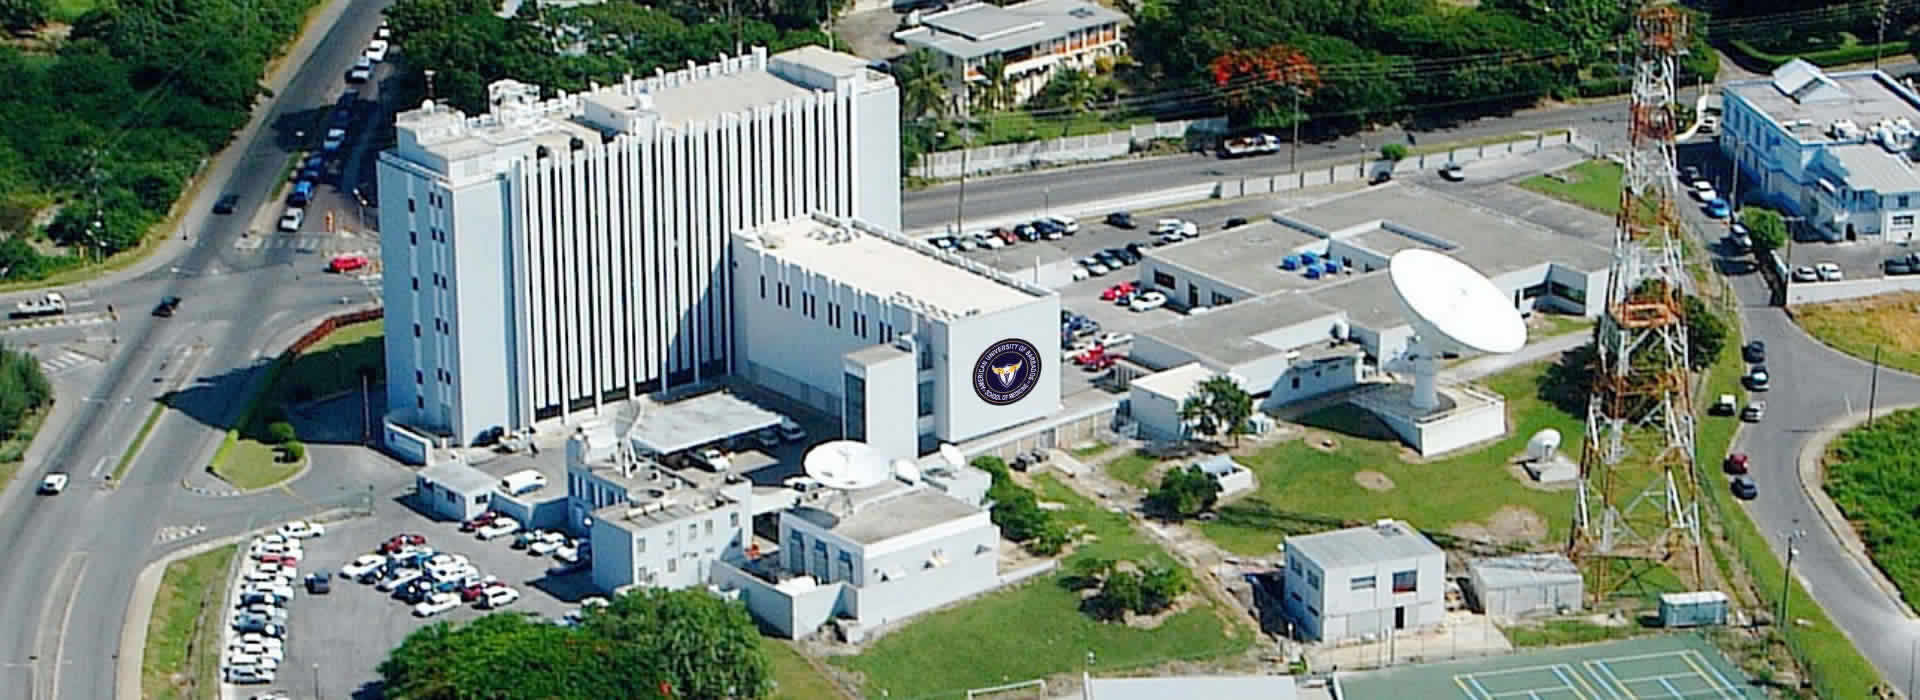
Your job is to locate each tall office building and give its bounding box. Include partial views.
[377,45,901,447]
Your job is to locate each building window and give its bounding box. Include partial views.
[1896,215,1916,229]
[1351,575,1376,591]
[729,513,739,528]
[409,231,417,245]
[1391,570,1417,593]
[705,519,713,536]
[413,323,420,338]
[667,558,677,573]
[408,198,415,213]
[411,277,419,291]
[1153,271,1177,288]
[760,276,766,298]
[918,344,933,371]
[844,373,867,441]
[1291,376,1300,390]
[638,538,646,553]
[1901,195,1911,208]
[416,396,424,409]
[415,370,423,385]
[918,380,935,417]
[1211,292,1233,306]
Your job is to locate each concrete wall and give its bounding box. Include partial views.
[1471,578,1584,618]
[1264,356,1365,408]
[1129,381,1191,443]
[1137,255,1259,309]
[846,347,918,460]
[1785,275,1920,304]
[490,492,570,532]
[1371,391,1507,457]
[590,516,636,593]
[383,420,433,465]
[1216,132,1579,201]
[912,118,1228,179]
[711,560,849,639]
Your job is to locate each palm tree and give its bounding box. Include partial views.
[977,54,1012,113]
[892,51,950,121]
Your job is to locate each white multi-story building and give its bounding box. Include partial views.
[731,214,1061,460]
[1720,59,1920,243]
[1280,520,1446,643]
[896,0,1128,110]
[377,46,900,449]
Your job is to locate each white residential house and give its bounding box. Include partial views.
[895,0,1127,111]
[1280,519,1445,643]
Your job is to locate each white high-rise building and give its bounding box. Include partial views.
[377,46,900,448]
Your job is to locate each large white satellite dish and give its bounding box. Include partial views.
[939,443,966,469]
[804,441,891,491]
[892,458,921,484]
[1388,250,1527,411]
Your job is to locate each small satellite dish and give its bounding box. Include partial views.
[804,441,891,491]
[939,443,966,469]
[1388,250,1526,355]
[893,459,921,484]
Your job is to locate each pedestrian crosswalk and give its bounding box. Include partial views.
[155,524,208,543]
[359,272,384,304]
[234,234,379,252]
[38,349,98,376]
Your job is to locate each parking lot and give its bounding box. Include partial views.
[229,510,594,698]
[944,192,1350,274]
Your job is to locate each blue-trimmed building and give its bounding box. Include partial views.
[1720,59,1920,243]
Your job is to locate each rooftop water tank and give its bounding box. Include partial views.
[1281,255,1301,270]
[1303,251,1321,263]
[1305,267,1323,280]
[1322,261,1340,275]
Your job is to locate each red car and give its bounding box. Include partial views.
[1085,354,1119,371]
[328,254,370,273]
[1100,282,1136,301]
[460,578,504,602]
[256,552,302,566]
[459,512,500,532]
[379,533,427,554]
[1723,453,1749,475]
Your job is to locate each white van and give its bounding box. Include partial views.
[1045,215,1079,234]
[498,469,547,496]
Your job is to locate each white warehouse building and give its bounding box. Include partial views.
[1281,519,1446,643]
[732,214,1062,460]
[377,45,901,450]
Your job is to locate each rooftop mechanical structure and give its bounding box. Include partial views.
[1568,3,1704,597]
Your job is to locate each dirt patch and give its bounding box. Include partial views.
[1448,505,1549,545]
[1354,470,1395,492]
[1307,433,1341,452]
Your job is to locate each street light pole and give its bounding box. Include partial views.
[1290,87,1302,173]
[1868,344,1883,426]
[1779,529,1806,629]
[313,662,321,699]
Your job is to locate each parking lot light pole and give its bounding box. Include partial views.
[313,662,321,699]
[1778,528,1806,629]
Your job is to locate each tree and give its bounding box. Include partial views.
[1,0,49,32]
[581,588,771,698]
[1092,569,1144,620]
[1380,143,1409,162]
[1179,375,1256,446]
[971,54,1012,114]
[1682,294,1728,372]
[1740,207,1789,251]
[267,421,298,445]
[1139,564,1189,613]
[0,344,53,443]
[1146,465,1223,520]
[1207,44,1321,129]
[281,441,306,463]
[893,50,950,121]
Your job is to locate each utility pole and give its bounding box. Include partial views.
[1877,0,1892,70]
[1869,344,1883,426]
[1290,87,1302,173]
[1779,529,1806,629]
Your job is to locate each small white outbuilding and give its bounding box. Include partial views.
[1467,553,1584,618]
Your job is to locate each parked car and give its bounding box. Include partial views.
[927,235,955,250]
[1887,255,1917,276]
[531,534,570,556]
[1077,257,1109,276]
[227,641,284,663]
[306,570,332,594]
[380,534,427,553]
[1098,332,1134,346]
[1681,165,1701,182]
[340,555,384,580]
[365,38,390,62]
[1224,216,1249,229]
[414,592,462,617]
[1730,476,1759,500]
[784,475,820,493]
[1742,400,1766,422]
[1742,341,1766,364]
[975,231,1004,249]
[214,194,241,215]
[322,128,348,153]
[1440,162,1465,181]
[1101,282,1135,301]
[347,56,373,82]
[1690,179,1715,200]
[225,665,276,684]
[277,520,325,539]
[1815,262,1843,281]
[153,295,182,318]
[1746,365,1770,391]
[377,569,424,592]
[460,513,500,532]
[459,577,503,601]
[481,587,522,609]
[477,520,521,540]
[328,254,370,273]
[277,207,304,233]
[1129,291,1168,312]
[1106,211,1135,228]
[1704,197,1731,219]
[777,418,807,443]
[37,473,68,495]
[1712,393,1737,415]
[1791,265,1818,283]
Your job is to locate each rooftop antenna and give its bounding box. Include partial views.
[804,441,890,516]
[425,69,437,100]
[1386,249,1525,412]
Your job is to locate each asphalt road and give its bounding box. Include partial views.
[0,1,398,697]
[897,94,1688,232]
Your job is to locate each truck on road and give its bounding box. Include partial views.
[1217,133,1281,159]
[10,292,67,319]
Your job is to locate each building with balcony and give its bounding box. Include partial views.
[896,0,1127,111]
[1720,58,1920,243]
[376,45,900,449]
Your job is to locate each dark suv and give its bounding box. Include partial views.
[213,194,240,215]
[152,296,181,318]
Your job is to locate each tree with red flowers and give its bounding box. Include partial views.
[1208,45,1322,165]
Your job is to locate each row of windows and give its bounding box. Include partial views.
[413,368,454,386]
[636,512,741,553]
[761,275,894,343]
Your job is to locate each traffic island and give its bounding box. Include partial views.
[205,311,383,491]
[139,544,237,700]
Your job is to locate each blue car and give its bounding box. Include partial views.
[1705,198,1731,219]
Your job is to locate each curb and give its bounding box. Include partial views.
[1794,403,1920,619]
[115,532,253,700]
[182,455,312,498]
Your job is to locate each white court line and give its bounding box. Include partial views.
[1458,664,1585,700]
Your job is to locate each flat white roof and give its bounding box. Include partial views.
[1131,362,1217,402]
[744,217,1044,317]
[1086,676,1297,700]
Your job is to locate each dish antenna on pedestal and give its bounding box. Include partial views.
[805,441,890,514]
[1388,250,1527,411]
[939,443,966,469]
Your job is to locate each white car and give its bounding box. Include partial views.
[777,418,806,443]
[340,554,385,580]
[1791,265,1819,282]
[1078,258,1109,276]
[581,596,610,608]
[365,39,390,62]
[37,473,68,495]
[413,592,461,617]
[530,534,569,556]
[225,665,276,684]
[377,569,424,592]
[975,232,1004,249]
[426,553,470,569]
[1816,262,1844,281]
[1690,179,1714,199]
[477,520,521,540]
[376,22,391,40]
[226,649,281,669]
[554,544,583,564]
[250,562,297,579]
[347,56,373,83]
[1097,332,1133,347]
[1129,291,1168,312]
[238,582,294,600]
[1069,265,1091,281]
[240,569,293,586]
[1154,218,1183,234]
[954,234,978,251]
[1178,221,1199,238]
[276,520,325,539]
[277,207,304,233]
[322,128,347,152]
[233,633,284,650]
[252,534,292,548]
[481,587,521,609]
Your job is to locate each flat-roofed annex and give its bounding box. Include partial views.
[740,217,1045,318]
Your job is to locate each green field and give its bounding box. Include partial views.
[1194,362,1583,557]
[833,474,1250,698]
[1823,408,1920,610]
[1521,160,1627,215]
[1791,291,1920,376]
[142,545,236,700]
[764,637,847,699]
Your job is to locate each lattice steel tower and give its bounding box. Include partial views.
[1567,3,1704,596]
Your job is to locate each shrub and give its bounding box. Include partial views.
[1731,37,1915,70]
[267,421,297,445]
[1145,465,1223,520]
[1379,143,1408,162]
[281,441,306,463]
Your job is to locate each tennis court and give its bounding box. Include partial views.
[1337,634,1757,699]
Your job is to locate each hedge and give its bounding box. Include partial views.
[1731,37,1916,70]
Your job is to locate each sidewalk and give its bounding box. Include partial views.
[19,0,361,299]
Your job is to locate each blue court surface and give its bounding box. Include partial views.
[1335,634,1757,699]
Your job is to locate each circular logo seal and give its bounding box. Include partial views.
[973,338,1042,406]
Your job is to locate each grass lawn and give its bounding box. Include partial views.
[1105,451,1157,488]
[1519,159,1665,228]
[939,110,1156,149]
[833,474,1250,698]
[1502,619,1650,648]
[1070,441,1111,459]
[1197,362,1584,557]
[142,545,236,700]
[1537,313,1595,338]
[0,405,50,491]
[1822,407,1920,610]
[1791,291,1920,376]
[214,319,382,489]
[764,637,847,700]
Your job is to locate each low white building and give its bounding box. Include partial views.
[415,461,497,522]
[1192,454,1254,498]
[1126,363,1228,443]
[1080,674,1297,700]
[712,478,1003,640]
[896,0,1128,111]
[1281,519,1446,643]
[1467,553,1584,618]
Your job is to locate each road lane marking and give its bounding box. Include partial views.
[48,554,86,700]
[88,457,110,479]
